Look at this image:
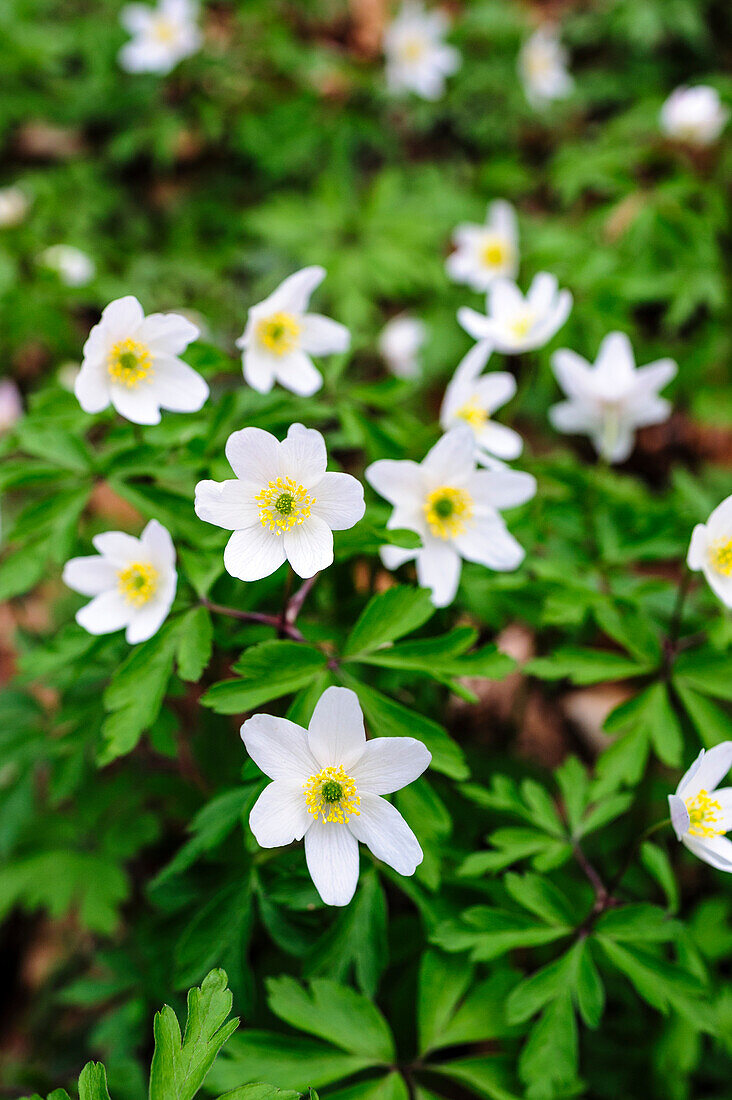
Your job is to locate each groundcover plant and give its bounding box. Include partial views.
[1,1,732,1098]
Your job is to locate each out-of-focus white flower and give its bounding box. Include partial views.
[519,26,574,106]
[75,295,207,425]
[446,201,519,292]
[688,495,732,608]
[236,266,349,397]
[119,0,201,74]
[440,343,522,466]
[63,519,177,645]
[384,1,460,101]
[660,85,729,146]
[58,362,81,392]
[242,685,431,906]
[0,380,22,432]
[459,273,572,355]
[366,426,535,607]
[0,187,30,228]
[379,315,426,379]
[195,423,365,582]
[669,744,732,872]
[549,332,676,464]
[40,245,95,287]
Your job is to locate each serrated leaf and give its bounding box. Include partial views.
[343,586,435,657]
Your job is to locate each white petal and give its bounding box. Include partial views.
[348,794,423,876]
[242,346,276,393]
[304,819,360,906]
[63,556,117,596]
[423,426,475,486]
[308,686,367,770]
[679,742,732,799]
[249,781,312,847]
[224,525,286,582]
[137,312,199,354]
[311,472,365,531]
[551,349,593,400]
[687,524,708,571]
[668,793,690,840]
[240,713,318,782]
[457,307,492,341]
[140,519,176,571]
[121,3,153,33]
[595,331,636,378]
[274,350,323,396]
[225,426,280,486]
[125,590,174,644]
[477,421,523,460]
[683,834,732,873]
[365,459,424,507]
[454,516,525,571]
[91,530,142,565]
[263,266,326,315]
[110,384,161,425]
[473,371,517,413]
[416,541,462,607]
[634,358,677,396]
[75,362,110,414]
[299,314,350,356]
[708,495,732,540]
[76,590,131,636]
[469,468,536,510]
[380,544,417,570]
[549,399,595,436]
[99,295,146,341]
[195,479,259,531]
[351,737,431,794]
[149,356,208,413]
[283,516,333,578]
[451,341,493,388]
[280,424,327,488]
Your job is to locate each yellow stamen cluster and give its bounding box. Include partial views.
[304,765,361,824]
[152,18,177,43]
[685,789,726,838]
[256,476,315,535]
[400,37,426,62]
[481,237,508,269]
[708,538,732,577]
[424,485,473,540]
[256,312,300,356]
[117,561,159,607]
[455,398,488,432]
[508,311,534,340]
[107,338,153,388]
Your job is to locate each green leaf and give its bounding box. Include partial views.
[149,969,239,1100]
[673,650,732,702]
[674,683,732,749]
[432,906,570,962]
[216,1086,300,1100]
[518,993,579,1097]
[266,977,395,1062]
[176,606,213,682]
[304,870,388,997]
[525,646,654,685]
[506,948,578,1025]
[574,941,605,1029]
[78,1063,112,1100]
[594,904,677,943]
[0,851,127,935]
[326,1073,408,1100]
[16,422,93,473]
[503,873,576,926]
[202,643,325,714]
[640,842,679,913]
[209,1033,375,1094]
[432,1057,521,1100]
[343,586,435,657]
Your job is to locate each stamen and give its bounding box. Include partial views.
[424,485,473,540]
[508,311,534,340]
[108,338,153,388]
[455,398,488,431]
[481,237,508,268]
[685,788,726,838]
[709,538,732,577]
[304,765,360,824]
[256,312,300,356]
[255,476,315,535]
[400,37,426,62]
[117,561,159,606]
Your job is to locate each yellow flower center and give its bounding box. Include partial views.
[256,476,315,535]
[424,485,473,540]
[107,338,153,388]
[152,18,177,43]
[708,538,732,577]
[508,311,534,340]
[455,398,488,431]
[256,312,300,356]
[684,789,726,838]
[304,765,361,824]
[117,561,159,606]
[481,237,508,269]
[400,37,426,62]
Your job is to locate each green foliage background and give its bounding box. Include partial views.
[1,1,732,1099]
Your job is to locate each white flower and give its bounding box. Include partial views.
[458,273,572,355]
[0,380,22,432]
[236,266,350,397]
[119,0,201,74]
[519,26,574,106]
[41,245,95,287]
[195,423,365,582]
[446,201,519,292]
[669,744,732,872]
[440,343,522,466]
[549,332,676,464]
[687,495,732,608]
[383,1,460,101]
[242,685,431,906]
[74,295,207,425]
[63,519,177,645]
[366,425,535,607]
[660,85,728,146]
[0,187,30,228]
[379,315,426,379]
